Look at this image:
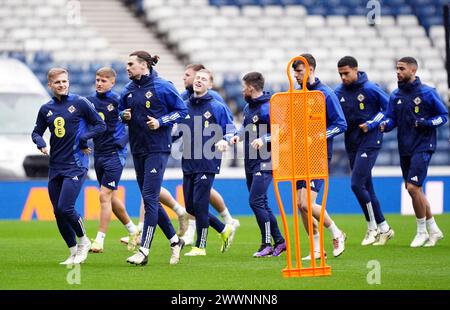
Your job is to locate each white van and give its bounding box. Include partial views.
[0,58,51,178]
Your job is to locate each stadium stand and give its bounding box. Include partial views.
[136,0,449,169]
[0,0,185,95]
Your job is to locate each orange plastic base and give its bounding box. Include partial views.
[282,266,331,278]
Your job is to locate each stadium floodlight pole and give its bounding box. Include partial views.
[270,56,330,278]
[444,4,450,141]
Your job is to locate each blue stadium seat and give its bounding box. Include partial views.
[280,0,303,5]
[340,0,364,7]
[308,6,327,15]
[112,61,127,72]
[437,124,449,140]
[209,0,222,5]
[376,152,392,166]
[327,6,350,16]
[33,52,52,64]
[116,73,130,85]
[297,0,317,6]
[235,0,260,6]
[430,151,449,165]
[259,0,283,5]
[319,0,342,6]
[79,73,93,87]
[37,73,48,87]
[349,6,367,15]
[433,0,450,5]
[383,0,407,6]
[416,5,438,17]
[88,63,105,73]
[395,6,413,15]
[68,84,85,96]
[8,51,27,64]
[422,16,443,30]
[380,6,395,16]
[412,0,433,5]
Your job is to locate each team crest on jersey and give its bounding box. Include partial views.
[203,111,211,119]
[357,94,365,102]
[252,115,259,123]
[414,97,421,105]
[107,104,114,112]
[46,110,53,117]
[127,93,132,98]
[145,91,153,99]
[340,97,345,102]
[68,105,76,113]
[397,99,402,105]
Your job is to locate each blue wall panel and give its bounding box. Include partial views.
[0,176,448,220]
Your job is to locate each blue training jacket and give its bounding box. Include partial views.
[119,70,187,155]
[335,72,389,153]
[32,93,106,171]
[237,92,272,173]
[176,91,235,174]
[300,78,347,158]
[383,77,448,156]
[87,90,127,161]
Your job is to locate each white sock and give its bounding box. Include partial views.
[220,208,232,224]
[125,221,137,234]
[368,221,377,231]
[378,221,390,234]
[173,202,187,216]
[426,217,440,234]
[69,245,77,256]
[95,232,105,245]
[183,219,196,237]
[327,221,341,239]
[313,233,320,252]
[78,235,89,244]
[169,234,179,245]
[139,246,149,256]
[416,217,427,233]
[138,222,144,232]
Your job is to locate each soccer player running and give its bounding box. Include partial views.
[380,57,447,248]
[32,68,106,264]
[121,63,240,246]
[335,56,394,246]
[180,63,240,245]
[293,54,347,260]
[175,69,236,256]
[230,72,286,257]
[119,51,187,266]
[86,67,140,253]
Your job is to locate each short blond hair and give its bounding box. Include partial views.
[47,67,68,82]
[96,67,116,79]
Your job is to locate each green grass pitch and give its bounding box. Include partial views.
[1,214,449,290]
